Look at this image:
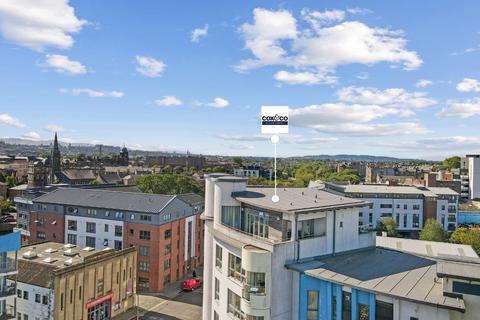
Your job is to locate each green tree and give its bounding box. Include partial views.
[89,179,100,185]
[162,165,172,173]
[451,227,480,254]
[0,200,12,213]
[232,156,243,166]
[137,174,203,195]
[5,176,14,188]
[377,217,397,237]
[442,156,461,169]
[211,166,225,173]
[419,219,448,242]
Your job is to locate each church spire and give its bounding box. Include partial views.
[50,132,61,184]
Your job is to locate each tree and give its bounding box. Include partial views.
[0,200,11,213]
[89,179,100,185]
[442,156,461,169]
[162,165,172,173]
[137,174,203,195]
[419,219,448,242]
[377,217,397,237]
[451,227,480,254]
[232,156,243,166]
[5,176,14,188]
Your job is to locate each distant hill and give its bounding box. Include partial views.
[293,154,421,162]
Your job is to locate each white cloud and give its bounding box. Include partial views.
[44,54,87,75]
[289,103,428,136]
[206,97,230,108]
[336,86,436,109]
[22,131,41,140]
[0,114,25,128]
[346,7,372,15]
[237,8,422,83]
[191,24,209,42]
[0,0,87,51]
[135,55,166,78]
[437,98,480,118]
[415,79,433,88]
[60,88,124,98]
[44,124,65,132]
[228,143,254,150]
[301,9,345,31]
[154,96,182,107]
[274,70,336,85]
[456,78,480,92]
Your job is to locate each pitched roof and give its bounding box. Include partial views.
[34,188,176,213]
[61,169,97,181]
[177,193,204,206]
[233,187,366,213]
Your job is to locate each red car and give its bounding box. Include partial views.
[182,278,202,291]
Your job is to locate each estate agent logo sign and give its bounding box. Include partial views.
[261,106,289,134]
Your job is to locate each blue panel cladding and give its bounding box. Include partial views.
[298,273,376,320]
[0,231,21,252]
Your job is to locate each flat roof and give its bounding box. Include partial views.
[343,185,458,197]
[292,248,466,312]
[233,187,366,214]
[437,260,480,282]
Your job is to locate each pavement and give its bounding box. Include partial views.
[115,267,203,320]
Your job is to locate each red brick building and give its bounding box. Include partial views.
[28,188,204,292]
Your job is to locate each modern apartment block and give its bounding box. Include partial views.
[12,242,136,320]
[321,183,459,234]
[0,223,21,319]
[202,174,373,320]
[22,188,204,292]
[467,154,480,200]
[233,165,273,180]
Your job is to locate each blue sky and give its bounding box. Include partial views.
[1,1,480,160]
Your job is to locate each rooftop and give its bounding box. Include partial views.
[288,248,467,312]
[341,184,458,197]
[233,187,366,214]
[34,188,177,213]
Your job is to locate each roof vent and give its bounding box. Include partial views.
[63,249,77,257]
[42,257,57,264]
[64,244,76,249]
[82,247,95,252]
[44,248,58,254]
[22,251,37,259]
[64,258,73,266]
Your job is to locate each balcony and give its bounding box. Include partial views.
[0,284,15,298]
[448,216,457,223]
[0,259,17,276]
[0,304,15,320]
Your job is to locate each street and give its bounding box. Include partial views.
[138,288,203,320]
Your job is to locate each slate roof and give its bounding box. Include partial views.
[34,188,176,214]
[233,187,366,214]
[291,248,466,312]
[177,193,204,206]
[61,169,97,181]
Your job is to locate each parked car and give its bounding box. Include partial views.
[182,278,202,291]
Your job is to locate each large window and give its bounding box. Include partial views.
[246,272,265,295]
[215,245,222,269]
[221,206,241,229]
[114,226,122,237]
[380,204,392,209]
[228,253,243,282]
[244,207,291,241]
[227,289,241,319]
[86,236,96,247]
[307,290,319,320]
[413,214,420,228]
[376,301,393,320]
[140,230,151,240]
[342,292,352,320]
[298,219,315,239]
[86,222,96,233]
[139,261,150,272]
[358,304,369,320]
[139,246,150,256]
[214,278,220,300]
[67,220,77,231]
[67,234,77,245]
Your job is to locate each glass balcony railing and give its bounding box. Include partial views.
[0,284,16,298]
[0,259,17,275]
[242,283,266,301]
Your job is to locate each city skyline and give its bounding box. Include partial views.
[1,1,480,160]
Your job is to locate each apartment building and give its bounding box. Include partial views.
[321,183,459,234]
[12,242,136,320]
[24,188,204,292]
[233,165,273,180]
[0,223,21,319]
[202,174,372,320]
[467,154,480,200]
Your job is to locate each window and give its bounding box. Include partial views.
[413,204,420,210]
[86,236,96,247]
[67,234,77,245]
[227,289,241,319]
[214,311,219,320]
[376,301,393,320]
[342,292,352,320]
[214,278,220,300]
[104,224,109,232]
[164,229,172,239]
[23,315,28,320]
[215,245,222,269]
[165,244,171,255]
[138,277,149,289]
[139,261,150,272]
[221,206,241,229]
[404,204,408,210]
[332,295,337,320]
[139,230,151,240]
[105,211,110,217]
[103,239,109,247]
[86,222,96,233]
[228,253,243,282]
[115,212,124,219]
[139,246,150,256]
[163,213,171,221]
[246,271,266,295]
[130,229,134,235]
[453,281,480,296]
[114,240,122,250]
[369,213,373,224]
[395,214,400,226]
[413,214,420,228]
[298,219,315,239]
[164,275,171,285]
[396,204,400,209]
[36,232,46,240]
[403,214,407,228]
[42,295,48,305]
[23,290,28,300]
[380,204,392,209]
[130,214,135,220]
[164,259,171,270]
[17,289,21,298]
[67,220,77,231]
[140,214,152,221]
[114,225,122,237]
[307,291,318,320]
[35,294,40,303]
[441,205,446,210]
[358,304,369,320]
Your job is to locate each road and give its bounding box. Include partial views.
[137,288,203,320]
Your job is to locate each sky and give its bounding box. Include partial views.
[0,1,480,160]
